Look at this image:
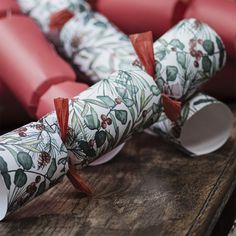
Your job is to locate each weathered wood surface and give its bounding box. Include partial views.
[0,104,236,236]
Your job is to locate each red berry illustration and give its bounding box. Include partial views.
[197,50,203,57]
[197,39,203,44]
[36,124,45,130]
[26,182,37,195]
[195,50,203,61]
[196,56,201,62]
[17,197,24,206]
[190,49,197,57]
[115,97,122,104]
[101,114,107,121]
[19,132,27,137]
[71,36,80,48]
[101,121,107,129]
[142,110,148,118]
[18,127,27,132]
[194,61,199,67]
[35,176,41,183]
[106,118,112,125]
[89,139,95,147]
[189,38,197,47]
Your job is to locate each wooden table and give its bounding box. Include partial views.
[0,104,236,236]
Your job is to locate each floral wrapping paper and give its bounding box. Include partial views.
[147,93,233,156]
[0,120,68,220]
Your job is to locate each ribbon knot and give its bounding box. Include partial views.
[49,9,74,31]
[129,31,181,122]
[54,98,92,195]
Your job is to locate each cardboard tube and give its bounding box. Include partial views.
[0,82,30,128]
[36,81,89,118]
[90,0,177,38]
[0,15,76,115]
[147,93,233,156]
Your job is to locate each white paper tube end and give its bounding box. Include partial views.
[180,103,234,156]
[89,143,125,166]
[144,128,159,137]
[0,175,8,221]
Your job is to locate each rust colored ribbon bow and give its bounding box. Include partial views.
[54,98,92,195]
[129,31,181,122]
[49,9,74,31]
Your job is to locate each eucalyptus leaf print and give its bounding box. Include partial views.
[2,173,11,190]
[170,39,185,50]
[84,107,100,130]
[46,158,57,179]
[215,36,225,68]
[202,56,212,73]
[95,131,107,148]
[0,156,11,190]
[114,110,128,125]
[155,45,167,61]
[202,40,214,55]
[177,52,186,69]
[14,169,27,188]
[166,66,178,81]
[153,19,226,100]
[97,96,116,107]
[0,156,8,173]
[17,152,33,170]
[35,180,46,197]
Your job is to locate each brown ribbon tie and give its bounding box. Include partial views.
[54,97,92,195]
[49,9,74,31]
[129,31,181,122]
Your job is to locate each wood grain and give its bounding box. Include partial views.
[0,104,236,236]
